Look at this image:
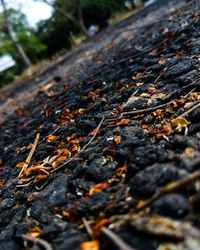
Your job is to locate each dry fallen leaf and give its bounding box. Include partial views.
[153,109,163,116]
[16,162,26,168]
[170,117,190,132]
[80,240,100,250]
[113,135,121,145]
[27,226,42,238]
[116,119,129,126]
[52,156,67,168]
[46,135,59,144]
[172,98,185,108]
[92,219,111,237]
[155,125,172,139]
[158,58,167,65]
[89,182,109,195]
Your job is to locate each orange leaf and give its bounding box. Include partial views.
[27,226,42,238]
[92,219,110,237]
[52,156,67,168]
[136,199,146,209]
[46,135,59,144]
[155,125,172,139]
[80,240,99,250]
[113,135,121,145]
[153,109,163,116]
[16,162,26,168]
[55,148,69,156]
[116,119,129,126]
[89,182,108,196]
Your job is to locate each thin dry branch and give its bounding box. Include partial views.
[21,235,53,250]
[18,133,40,177]
[82,217,94,239]
[106,101,173,122]
[102,227,136,250]
[178,100,200,118]
[133,168,200,213]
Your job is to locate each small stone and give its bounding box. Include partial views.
[129,163,178,198]
[86,157,117,181]
[152,194,189,218]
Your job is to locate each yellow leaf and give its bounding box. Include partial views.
[80,240,99,250]
[170,117,190,128]
[27,226,42,238]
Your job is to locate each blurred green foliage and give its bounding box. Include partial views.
[0,0,138,85]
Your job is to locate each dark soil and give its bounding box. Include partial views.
[1,0,200,250]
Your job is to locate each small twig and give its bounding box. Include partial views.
[51,116,105,173]
[102,227,136,250]
[21,234,53,250]
[106,101,173,122]
[18,133,40,178]
[153,67,167,84]
[82,217,94,239]
[133,169,200,213]
[122,89,139,109]
[177,100,200,118]
[162,80,200,103]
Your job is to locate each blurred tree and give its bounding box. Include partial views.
[35,0,126,57]
[35,0,90,37]
[0,0,31,68]
[0,7,46,64]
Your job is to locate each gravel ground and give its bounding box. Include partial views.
[1,0,200,250]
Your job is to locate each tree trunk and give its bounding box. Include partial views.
[0,0,31,68]
[76,0,89,37]
[36,0,90,38]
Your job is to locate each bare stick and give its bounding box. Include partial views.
[82,217,94,239]
[133,169,200,213]
[51,116,105,173]
[106,102,172,122]
[18,133,40,177]
[102,227,136,250]
[21,234,53,250]
[177,100,200,118]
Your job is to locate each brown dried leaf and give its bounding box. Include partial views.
[89,182,109,195]
[158,58,167,65]
[52,156,67,168]
[116,119,129,126]
[16,162,26,168]
[172,98,185,108]
[153,109,163,116]
[113,135,121,145]
[46,135,59,144]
